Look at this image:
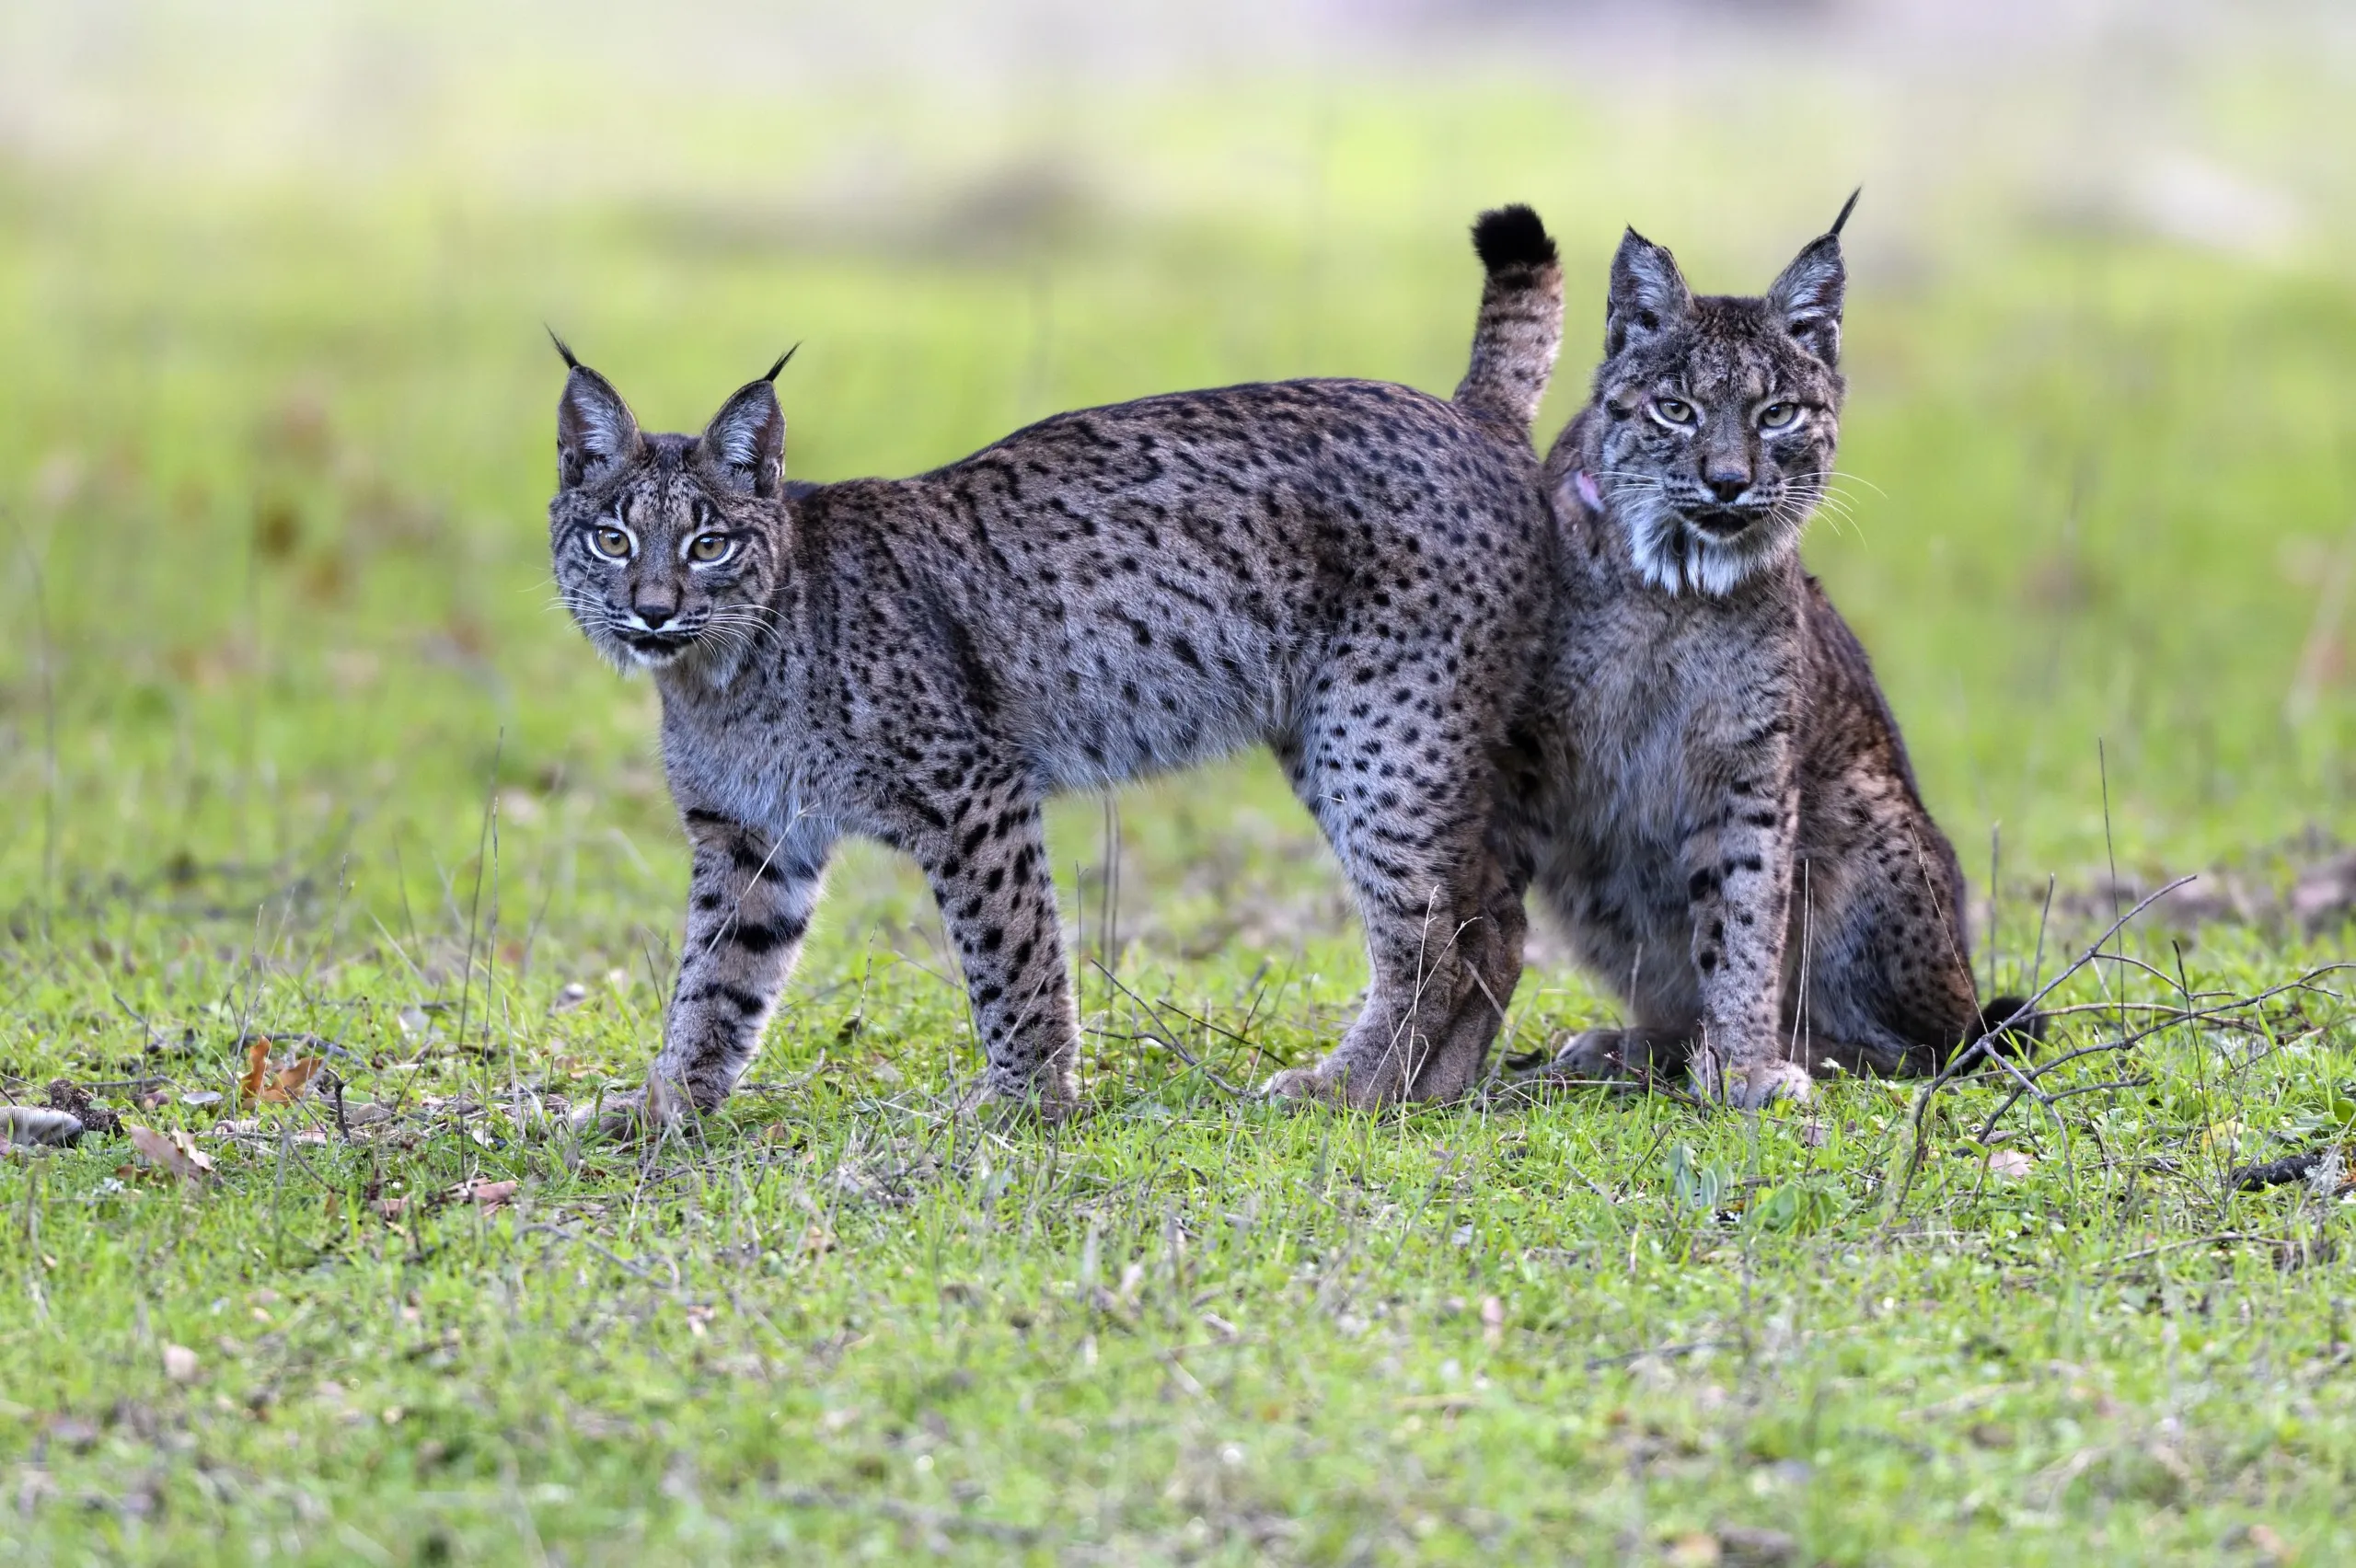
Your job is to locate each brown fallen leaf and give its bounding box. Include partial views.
[125,1124,215,1183]
[1664,1531,1723,1567]
[238,1036,271,1104]
[451,1179,518,1212]
[240,1036,324,1107]
[2246,1523,2294,1564]
[1987,1149,2034,1179]
[261,1055,323,1105]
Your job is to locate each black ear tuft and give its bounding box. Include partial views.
[1472,205,1557,273]
[761,343,799,383]
[547,326,582,372]
[1604,227,1692,360]
[556,362,641,490]
[703,377,787,499]
[1828,187,1861,239]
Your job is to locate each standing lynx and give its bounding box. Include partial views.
[550,208,1565,1134]
[1528,197,2033,1109]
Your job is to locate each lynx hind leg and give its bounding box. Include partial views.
[1408,856,1529,1102]
[1794,842,1986,1081]
[1260,704,1501,1110]
[907,771,1081,1118]
[576,813,832,1142]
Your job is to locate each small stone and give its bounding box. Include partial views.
[1715,1524,1798,1565]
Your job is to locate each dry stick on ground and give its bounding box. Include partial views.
[1896,875,2199,1205]
[1086,958,1251,1098]
[1967,966,2354,1148]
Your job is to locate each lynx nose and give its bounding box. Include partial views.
[631,600,676,631]
[1703,469,1750,504]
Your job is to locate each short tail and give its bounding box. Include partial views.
[1453,204,1563,432]
[1977,995,2046,1055]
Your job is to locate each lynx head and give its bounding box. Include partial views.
[1573,194,1854,596]
[547,340,794,674]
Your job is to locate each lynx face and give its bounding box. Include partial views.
[1584,224,1847,596]
[549,357,788,672]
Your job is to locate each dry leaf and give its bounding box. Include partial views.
[375,1196,410,1220]
[451,1179,517,1212]
[125,1124,214,1183]
[1987,1149,2034,1179]
[241,1036,323,1107]
[2247,1523,2293,1563]
[1664,1531,1723,1567]
[261,1056,323,1105]
[162,1343,200,1383]
[238,1037,271,1105]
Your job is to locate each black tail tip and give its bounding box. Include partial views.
[1981,996,2046,1046]
[1472,204,1557,273]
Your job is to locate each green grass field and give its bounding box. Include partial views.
[4,21,2356,1564]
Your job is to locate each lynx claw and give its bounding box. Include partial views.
[1693,1055,1813,1110]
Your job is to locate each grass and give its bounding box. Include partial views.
[5,29,2356,1565]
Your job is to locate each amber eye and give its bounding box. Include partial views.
[1758,401,1801,432]
[1650,397,1697,427]
[591,525,631,559]
[687,533,733,564]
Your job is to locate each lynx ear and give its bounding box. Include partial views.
[702,375,787,499]
[1767,194,1854,367]
[1604,228,1692,359]
[555,352,642,490]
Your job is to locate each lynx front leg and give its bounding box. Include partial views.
[1684,769,1811,1110]
[912,789,1080,1116]
[577,812,831,1140]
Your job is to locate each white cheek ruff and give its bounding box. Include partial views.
[1618,490,1776,598]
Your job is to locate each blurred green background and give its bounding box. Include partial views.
[1,0,2351,964]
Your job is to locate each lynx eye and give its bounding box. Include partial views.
[687,533,734,564]
[1758,401,1802,432]
[590,525,632,559]
[1649,397,1697,428]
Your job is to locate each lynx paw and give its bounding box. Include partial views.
[958,1067,1081,1124]
[1259,1065,1336,1104]
[568,1079,695,1144]
[1694,1054,1813,1110]
[1259,1061,1392,1110]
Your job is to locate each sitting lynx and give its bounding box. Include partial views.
[1528,196,2032,1109]
[550,208,1566,1133]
